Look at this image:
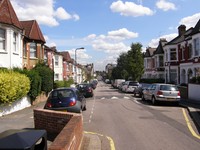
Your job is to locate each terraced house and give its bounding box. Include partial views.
[0,0,87,83]
[143,19,200,85]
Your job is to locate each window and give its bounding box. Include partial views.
[55,73,59,80]
[55,55,59,66]
[159,55,163,67]
[182,47,185,60]
[23,42,27,57]
[0,28,6,51]
[30,43,37,58]
[165,50,168,61]
[13,32,17,52]
[170,48,177,61]
[194,38,200,56]
[188,44,192,59]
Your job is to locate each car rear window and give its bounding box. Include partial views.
[160,85,178,91]
[52,90,74,98]
[129,82,139,86]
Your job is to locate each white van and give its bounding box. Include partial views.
[113,79,125,88]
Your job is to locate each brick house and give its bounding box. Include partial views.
[21,20,46,69]
[143,19,200,84]
[143,47,156,78]
[0,0,23,68]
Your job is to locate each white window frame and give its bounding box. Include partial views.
[194,38,200,56]
[30,42,37,58]
[170,48,177,61]
[0,28,6,51]
[55,55,59,66]
[13,32,18,53]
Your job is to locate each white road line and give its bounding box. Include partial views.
[111,96,118,99]
[124,96,130,99]
[88,97,96,123]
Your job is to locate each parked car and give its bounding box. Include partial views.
[44,87,86,113]
[76,83,94,98]
[118,81,126,91]
[133,83,151,97]
[122,81,139,93]
[113,79,125,89]
[142,83,180,105]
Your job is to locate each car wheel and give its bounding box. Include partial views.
[83,105,86,111]
[152,96,157,105]
[141,94,145,101]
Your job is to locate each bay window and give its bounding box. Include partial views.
[30,43,37,58]
[0,28,6,51]
[170,48,177,61]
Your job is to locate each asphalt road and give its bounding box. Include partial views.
[82,81,200,150]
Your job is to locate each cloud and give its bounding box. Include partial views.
[10,0,79,27]
[110,0,154,17]
[179,13,200,28]
[156,0,176,11]
[148,33,178,48]
[85,28,137,54]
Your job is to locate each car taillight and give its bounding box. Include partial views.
[46,102,52,108]
[157,90,163,95]
[69,99,76,106]
[178,91,180,96]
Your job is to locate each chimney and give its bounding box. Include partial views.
[178,25,186,36]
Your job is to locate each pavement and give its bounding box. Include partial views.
[0,98,200,150]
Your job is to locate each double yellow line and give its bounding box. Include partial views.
[84,131,116,150]
[182,108,200,139]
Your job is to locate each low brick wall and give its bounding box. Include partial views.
[34,109,83,150]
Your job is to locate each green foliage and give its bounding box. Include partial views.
[112,42,144,81]
[13,68,42,100]
[33,62,54,94]
[0,70,30,104]
[54,78,74,89]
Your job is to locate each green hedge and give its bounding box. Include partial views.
[0,71,30,104]
[54,78,74,89]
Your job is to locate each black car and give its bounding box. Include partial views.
[44,87,86,113]
[76,83,94,98]
[134,83,151,97]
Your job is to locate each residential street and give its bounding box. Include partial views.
[0,81,200,150]
[82,81,200,150]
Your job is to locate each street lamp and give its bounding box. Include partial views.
[75,47,84,83]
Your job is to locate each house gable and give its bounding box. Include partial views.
[0,0,22,29]
[20,20,45,43]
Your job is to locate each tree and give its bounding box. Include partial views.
[127,43,144,81]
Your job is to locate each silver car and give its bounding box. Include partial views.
[142,83,180,105]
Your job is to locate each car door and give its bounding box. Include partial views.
[149,84,157,99]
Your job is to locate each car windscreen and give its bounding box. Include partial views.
[160,85,178,91]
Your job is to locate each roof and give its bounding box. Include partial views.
[20,20,45,43]
[144,47,156,57]
[190,19,200,35]
[154,39,167,55]
[166,27,193,45]
[0,0,22,29]
[59,51,72,62]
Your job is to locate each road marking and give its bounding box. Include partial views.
[84,131,116,150]
[124,96,130,99]
[101,97,105,99]
[182,108,200,140]
[111,96,118,99]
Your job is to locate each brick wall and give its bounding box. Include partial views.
[34,109,83,150]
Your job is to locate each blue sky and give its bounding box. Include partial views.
[11,0,200,71]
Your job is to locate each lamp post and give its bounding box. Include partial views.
[75,47,84,84]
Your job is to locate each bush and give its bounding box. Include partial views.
[13,68,42,101]
[0,70,30,104]
[54,78,74,89]
[33,63,54,95]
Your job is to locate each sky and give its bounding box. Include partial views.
[10,0,200,71]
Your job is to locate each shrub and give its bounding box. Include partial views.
[33,63,54,95]
[0,70,30,104]
[13,68,42,101]
[54,78,74,89]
